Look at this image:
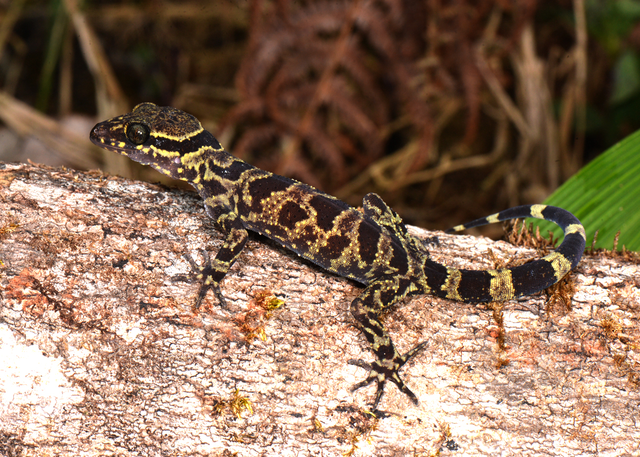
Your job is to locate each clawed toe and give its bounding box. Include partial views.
[349,342,428,409]
[183,251,227,308]
[194,280,227,309]
[183,251,209,278]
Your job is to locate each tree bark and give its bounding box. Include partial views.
[1,162,638,457]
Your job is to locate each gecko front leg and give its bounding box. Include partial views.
[186,205,248,308]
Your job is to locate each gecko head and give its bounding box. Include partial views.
[90,102,223,181]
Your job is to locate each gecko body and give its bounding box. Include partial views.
[90,103,585,409]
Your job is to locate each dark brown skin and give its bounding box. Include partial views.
[91,103,586,410]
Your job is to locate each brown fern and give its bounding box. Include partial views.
[221,0,406,189]
[220,0,539,207]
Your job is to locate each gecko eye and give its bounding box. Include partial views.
[126,123,150,145]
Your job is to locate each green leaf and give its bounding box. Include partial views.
[610,51,640,105]
[532,128,640,251]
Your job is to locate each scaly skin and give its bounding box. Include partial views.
[90,103,586,410]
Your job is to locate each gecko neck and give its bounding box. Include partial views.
[184,147,255,201]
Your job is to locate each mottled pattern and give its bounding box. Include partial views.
[90,103,586,410]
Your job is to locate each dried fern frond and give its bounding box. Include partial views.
[221,0,397,189]
[222,0,567,223]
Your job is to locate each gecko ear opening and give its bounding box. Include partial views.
[126,123,150,145]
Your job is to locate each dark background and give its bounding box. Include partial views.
[2,0,639,233]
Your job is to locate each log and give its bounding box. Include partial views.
[1,162,638,456]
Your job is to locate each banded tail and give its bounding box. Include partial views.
[441,204,585,301]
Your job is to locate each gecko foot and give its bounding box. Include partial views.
[349,341,428,410]
[183,252,228,309]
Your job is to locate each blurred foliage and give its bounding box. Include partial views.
[535,128,640,251]
[583,0,640,148]
[586,0,640,55]
[0,0,639,241]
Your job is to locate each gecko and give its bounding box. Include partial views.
[90,103,586,409]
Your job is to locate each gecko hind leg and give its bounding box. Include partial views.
[349,341,428,409]
[348,276,427,410]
